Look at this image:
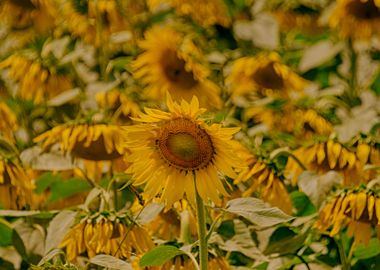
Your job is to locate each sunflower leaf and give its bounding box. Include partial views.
[139,245,185,267]
[224,198,293,227]
[90,255,133,270]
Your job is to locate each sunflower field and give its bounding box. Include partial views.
[0,0,380,269]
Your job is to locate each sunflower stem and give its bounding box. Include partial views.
[336,235,351,270]
[194,176,208,270]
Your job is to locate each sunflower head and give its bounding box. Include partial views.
[133,25,222,109]
[124,95,244,207]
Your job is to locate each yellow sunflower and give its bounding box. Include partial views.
[273,10,322,33]
[124,95,243,207]
[34,124,128,161]
[234,145,292,214]
[0,156,34,209]
[60,214,153,262]
[0,55,73,104]
[285,140,362,186]
[133,26,222,109]
[226,52,309,98]
[315,188,380,245]
[0,0,57,33]
[329,0,380,39]
[0,102,18,142]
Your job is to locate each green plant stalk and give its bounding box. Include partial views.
[194,175,208,270]
[336,235,351,270]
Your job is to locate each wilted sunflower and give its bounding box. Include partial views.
[315,187,380,245]
[329,0,380,39]
[124,95,243,207]
[226,53,309,98]
[0,156,33,209]
[0,55,73,104]
[234,144,292,214]
[0,0,57,33]
[133,26,222,109]
[60,215,153,262]
[285,140,363,186]
[34,124,128,161]
[0,102,18,141]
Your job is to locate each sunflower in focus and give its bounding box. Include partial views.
[0,155,33,209]
[0,55,73,104]
[0,0,57,33]
[34,123,128,161]
[0,102,18,142]
[124,95,243,207]
[133,26,222,109]
[315,187,380,245]
[226,53,309,99]
[60,214,153,262]
[329,0,380,39]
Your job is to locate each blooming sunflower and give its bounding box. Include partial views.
[329,0,380,39]
[0,156,33,209]
[226,53,309,99]
[0,55,73,104]
[315,187,380,245]
[285,140,363,186]
[0,102,18,142]
[60,214,153,262]
[34,124,128,161]
[133,26,222,109]
[0,0,57,33]
[124,95,243,207]
[234,144,292,214]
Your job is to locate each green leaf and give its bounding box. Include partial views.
[139,245,185,267]
[90,255,132,270]
[354,238,380,260]
[0,222,12,246]
[290,191,317,216]
[12,229,27,260]
[370,71,380,96]
[44,211,76,254]
[225,198,293,227]
[35,173,62,194]
[264,227,308,255]
[48,177,91,202]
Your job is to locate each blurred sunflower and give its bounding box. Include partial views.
[0,0,57,33]
[0,155,33,209]
[34,124,128,161]
[226,53,309,99]
[124,95,243,207]
[285,140,363,186]
[234,144,292,214]
[133,26,222,109]
[60,215,153,262]
[0,55,73,104]
[0,102,18,142]
[330,0,380,39]
[316,187,380,245]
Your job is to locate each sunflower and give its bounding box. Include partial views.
[0,55,73,104]
[234,145,292,214]
[34,124,128,161]
[124,95,243,207]
[60,214,153,262]
[315,187,380,245]
[329,0,380,39]
[285,140,364,186]
[133,26,222,109]
[273,10,322,33]
[226,53,309,99]
[0,102,18,142]
[0,156,33,209]
[0,0,57,33]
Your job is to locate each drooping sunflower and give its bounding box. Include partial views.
[34,124,128,161]
[60,214,153,262]
[285,140,362,186]
[315,187,380,245]
[329,0,380,39]
[0,55,73,104]
[124,95,244,207]
[133,26,222,109]
[0,0,57,33]
[0,155,34,209]
[0,102,18,142]
[226,53,309,99]
[234,144,293,214]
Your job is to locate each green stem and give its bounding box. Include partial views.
[336,235,351,270]
[194,175,208,270]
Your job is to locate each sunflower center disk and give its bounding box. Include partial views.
[252,62,284,90]
[346,0,380,20]
[156,118,214,170]
[162,50,198,89]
